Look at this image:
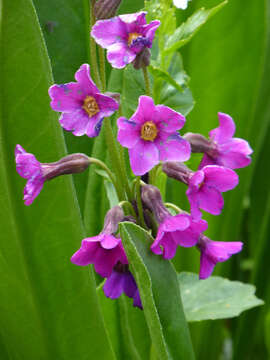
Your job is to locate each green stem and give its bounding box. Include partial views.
[118,201,137,219]
[136,177,147,229]
[89,0,102,88]
[142,66,151,97]
[98,46,106,91]
[164,202,183,214]
[118,145,133,202]
[88,156,122,199]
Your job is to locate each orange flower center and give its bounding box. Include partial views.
[128,32,141,47]
[82,96,99,117]
[141,121,158,141]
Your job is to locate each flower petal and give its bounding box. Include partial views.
[129,140,159,175]
[16,152,42,179]
[157,133,191,162]
[134,95,156,124]
[95,93,119,116]
[218,138,252,169]
[107,42,136,68]
[103,271,125,299]
[119,11,147,25]
[199,253,215,279]
[74,64,100,95]
[142,20,161,46]
[23,175,44,205]
[198,153,215,169]
[49,83,83,112]
[59,109,90,136]
[154,104,186,132]
[203,165,239,192]
[199,185,224,215]
[117,117,140,148]
[209,112,236,143]
[91,17,127,48]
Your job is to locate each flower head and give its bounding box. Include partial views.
[71,206,127,277]
[199,112,253,169]
[15,145,90,205]
[91,12,160,69]
[117,96,190,175]
[49,64,118,137]
[103,263,142,309]
[186,165,239,220]
[198,235,243,279]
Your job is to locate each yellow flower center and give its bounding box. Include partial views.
[141,121,158,141]
[82,96,99,117]
[128,32,141,47]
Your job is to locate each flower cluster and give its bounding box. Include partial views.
[15,7,252,309]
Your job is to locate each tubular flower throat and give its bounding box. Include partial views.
[128,32,142,46]
[82,96,100,117]
[141,121,158,141]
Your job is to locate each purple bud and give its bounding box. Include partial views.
[162,162,192,185]
[183,132,216,154]
[103,205,125,234]
[141,185,170,223]
[132,48,151,70]
[94,0,122,20]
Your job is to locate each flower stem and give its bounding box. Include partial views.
[98,46,106,92]
[118,201,137,219]
[164,202,183,214]
[89,0,102,89]
[142,66,151,97]
[88,156,122,199]
[136,177,147,229]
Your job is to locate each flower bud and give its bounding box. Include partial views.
[141,185,170,223]
[42,153,90,181]
[162,162,192,185]
[94,0,122,20]
[183,132,214,154]
[105,91,120,103]
[132,48,151,70]
[103,205,125,234]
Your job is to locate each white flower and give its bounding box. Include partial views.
[173,0,191,10]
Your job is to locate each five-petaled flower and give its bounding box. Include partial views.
[49,64,118,137]
[117,96,191,175]
[197,235,243,279]
[91,11,160,69]
[186,165,239,220]
[199,112,253,169]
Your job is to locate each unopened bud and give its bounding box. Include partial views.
[42,153,90,181]
[133,48,151,70]
[162,162,192,185]
[183,133,213,153]
[103,205,125,234]
[94,0,122,20]
[141,185,170,223]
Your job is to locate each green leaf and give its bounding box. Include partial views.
[164,1,228,55]
[265,311,270,356]
[0,0,115,358]
[179,273,263,322]
[148,65,184,92]
[104,180,118,208]
[119,222,195,360]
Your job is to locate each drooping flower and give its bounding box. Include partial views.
[71,206,128,277]
[15,144,90,205]
[49,64,118,137]
[117,96,190,175]
[199,112,253,169]
[91,12,160,69]
[141,184,207,259]
[103,263,142,309]
[186,165,239,220]
[173,0,191,10]
[197,235,243,279]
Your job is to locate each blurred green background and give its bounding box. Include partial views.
[0,0,269,359]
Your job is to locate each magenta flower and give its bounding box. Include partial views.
[117,96,190,175]
[103,263,142,309]
[186,165,239,220]
[198,235,243,279]
[49,64,118,137]
[91,11,160,69]
[199,112,253,169]
[15,145,44,205]
[151,213,208,259]
[15,145,90,205]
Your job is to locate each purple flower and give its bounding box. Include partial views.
[71,234,127,277]
[198,235,243,279]
[15,145,44,205]
[199,112,253,169]
[151,213,208,259]
[186,165,239,220]
[117,96,190,175]
[91,11,160,69]
[103,263,142,309]
[15,145,90,205]
[49,64,118,137]
[71,206,127,277]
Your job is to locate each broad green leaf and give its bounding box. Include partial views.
[0,0,115,359]
[120,222,195,360]
[163,1,227,55]
[104,180,118,208]
[148,65,184,92]
[179,273,263,322]
[265,311,270,356]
